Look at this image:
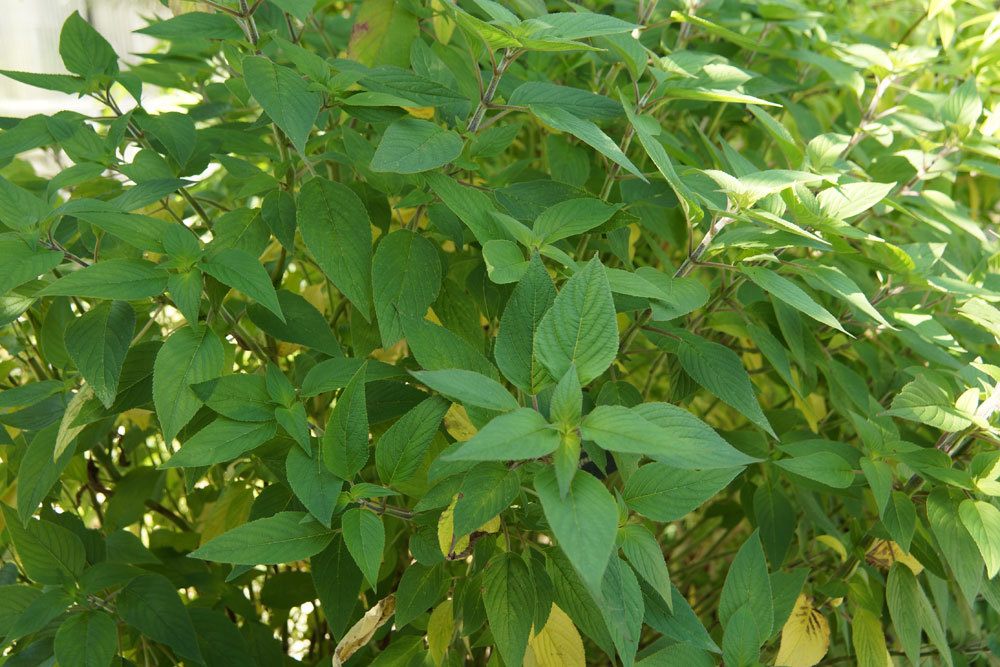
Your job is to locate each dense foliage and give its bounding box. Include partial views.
[1,0,999,664]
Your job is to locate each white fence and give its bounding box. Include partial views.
[0,0,169,116]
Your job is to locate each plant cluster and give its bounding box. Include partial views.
[0,0,999,665]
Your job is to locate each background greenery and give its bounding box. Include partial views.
[0,0,998,665]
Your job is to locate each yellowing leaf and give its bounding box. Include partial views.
[775,594,830,667]
[197,485,253,545]
[55,385,93,460]
[333,594,396,667]
[479,515,501,533]
[427,599,454,666]
[816,534,847,562]
[437,495,469,558]
[430,0,454,43]
[444,404,477,441]
[794,392,827,432]
[866,539,924,575]
[524,604,585,667]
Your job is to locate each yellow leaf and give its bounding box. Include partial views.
[775,594,830,667]
[404,107,436,120]
[333,594,396,667]
[300,283,328,314]
[371,338,408,364]
[444,404,477,441]
[865,539,924,575]
[427,599,454,665]
[524,604,585,667]
[793,391,827,433]
[437,495,469,558]
[119,408,153,431]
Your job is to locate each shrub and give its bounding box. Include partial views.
[1,0,999,665]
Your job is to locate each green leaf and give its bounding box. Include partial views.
[322,362,369,479]
[152,325,225,443]
[852,608,889,667]
[190,512,333,564]
[242,55,320,154]
[496,254,557,393]
[509,82,621,121]
[600,555,644,667]
[395,563,449,628]
[341,508,385,589]
[347,0,419,68]
[452,463,519,536]
[483,552,535,667]
[775,452,854,489]
[887,564,951,665]
[136,112,196,167]
[375,396,449,487]
[623,103,703,222]
[59,11,118,79]
[742,266,846,333]
[535,256,618,385]
[54,611,118,667]
[0,70,88,95]
[247,290,343,358]
[530,104,645,180]
[887,374,973,432]
[527,12,636,39]
[535,467,617,592]
[608,268,710,321]
[371,118,464,174]
[65,301,134,408]
[0,236,63,295]
[16,425,75,525]
[799,264,893,329]
[2,506,85,585]
[816,182,895,220]
[0,176,49,230]
[582,403,759,469]
[192,374,275,422]
[483,239,529,284]
[753,483,795,567]
[202,248,284,322]
[959,499,1000,578]
[532,198,620,244]
[424,172,508,244]
[881,491,917,551]
[719,532,773,651]
[312,536,363,639]
[269,0,315,21]
[117,574,202,663]
[675,332,775,436]
[942,78,982,132]
[372,229,442,345]
[39,259,167,299]
[163,418,277,468]
[620,524,672,611]
[4,589,71,651]
[623,464,742,521]
[137,12,244,40]
[297,177,373,317]
[410,369,518,412]
[287,446,343,526]
[443,408,558,461]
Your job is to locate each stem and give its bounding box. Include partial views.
[467,50,516,133]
